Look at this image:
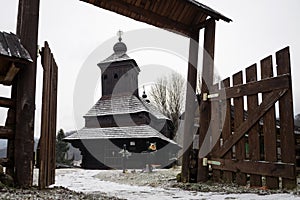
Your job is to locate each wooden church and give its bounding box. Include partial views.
[65,32,180,169]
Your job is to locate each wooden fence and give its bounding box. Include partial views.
[38,41,58,189]
[199,47,296,189]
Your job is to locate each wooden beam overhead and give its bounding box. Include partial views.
[81,0,231,37]
[97,0,194,36]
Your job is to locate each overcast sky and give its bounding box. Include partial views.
[0,0,300,137]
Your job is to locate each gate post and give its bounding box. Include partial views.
[181,30,200,183]
[197,19,216,182]
[15,0,40,187]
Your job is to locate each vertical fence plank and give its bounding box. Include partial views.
[276,47,296,189]
[221,78,233,182]
[51,61,58,184]
[46,53,54,186]
[233,71,247,185]
[261,56,279,189]
[39,42,57,188]
[246,64,262,187]
[39,42,50,189]
[211,83,221,182]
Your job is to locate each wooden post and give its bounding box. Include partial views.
[197,19,216,182]
[276,47,296,189]
[181,30,199,183]
[15,0,40,187]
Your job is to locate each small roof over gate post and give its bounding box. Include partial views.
[80,0,231,37]
[0,31,32,86]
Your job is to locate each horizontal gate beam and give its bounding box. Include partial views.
[0,97,15,108]
[210,74,290,101]
[0,126,14,139]
[210,158,295,179]
[213,89,288,157]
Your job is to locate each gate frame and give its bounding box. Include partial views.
[198,47,296,189]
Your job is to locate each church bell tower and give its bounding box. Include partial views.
[97,31,140,97]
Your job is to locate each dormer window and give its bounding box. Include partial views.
[114,73,118,79]
[103,74,108,80]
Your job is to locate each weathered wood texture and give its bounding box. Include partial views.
[80,0,231,37]
[197,19,215,183]
[233,71,247,186]
[220,78,233,182]
[181,30,199,183]
[261,56,279,189]
[206,47,296,189]
[38,41,58,189]
[15,0,40,187]
[276,47,296,189]
[246,64,262,187]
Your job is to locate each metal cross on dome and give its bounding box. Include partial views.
[117,30,123,42]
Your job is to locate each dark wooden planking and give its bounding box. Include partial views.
[211,84,221,182]
[49,52,58,185]
[3,63,20,84]
[0,97,14,108]
[210,74,290,101]
[220,78,233,182]
[261,56,279,189]
[46,52,53,186]
[214,89,287,158]
[0,126,14,139]
[81,0,231,37]
[233,71,247,186]
[246,64,262,187]
[276,47,296,189]
[39,41,58,188]
[211,158,295,179]
[181,31,200,183]
[39,42,51,189]
[15,0,40,187]
[197,20,215,182]
[51,61,58,184]
[96,0,192,37]
[5,80,17,178]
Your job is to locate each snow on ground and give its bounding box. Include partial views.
[50,168,300,200]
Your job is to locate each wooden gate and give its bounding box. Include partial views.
[199,47,296,189]
[38,41,58,189]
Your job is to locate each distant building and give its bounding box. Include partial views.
[65,33,180,169]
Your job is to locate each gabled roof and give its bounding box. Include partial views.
[64,125,178,146]
[85,94,169,120]
[0,31,32,63]
[80,0,231,37]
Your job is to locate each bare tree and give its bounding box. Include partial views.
[149,72,185,138]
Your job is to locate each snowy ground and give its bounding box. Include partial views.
[50,168,300,200]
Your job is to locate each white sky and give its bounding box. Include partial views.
[0,0,300,137]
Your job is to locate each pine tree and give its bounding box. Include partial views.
[56,129,73,165]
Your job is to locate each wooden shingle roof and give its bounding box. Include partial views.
[80,0,231,37]
[64,125,178,145]
[0,31,32,63]
[85,94,169,120]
